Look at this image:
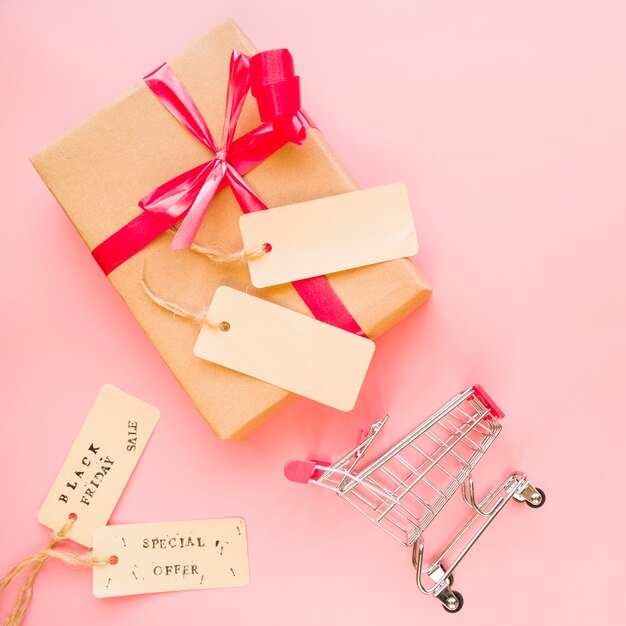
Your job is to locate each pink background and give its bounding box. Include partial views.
[1,1,625,624]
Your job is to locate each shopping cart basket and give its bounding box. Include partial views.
[284,385,544,612]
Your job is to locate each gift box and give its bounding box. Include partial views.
[31,19,432,440]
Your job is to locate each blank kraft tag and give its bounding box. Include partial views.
[239,183,419,288]
[37,385,160,547]
[194,287,375,411]
[92,518,249,597]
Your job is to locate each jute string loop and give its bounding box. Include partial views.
[140,277,231,331]
[169,227,270,264]
[0,515,112,626]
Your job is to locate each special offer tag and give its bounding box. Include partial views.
[37,385,160,547]
[239,183,419,288]
[92,518,249,597]
[194,287,375,411]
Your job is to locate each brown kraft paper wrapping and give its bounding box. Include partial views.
[31,19,432,439]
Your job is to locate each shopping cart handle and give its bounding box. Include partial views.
[284,460,317,483]
[284,460,330,483]
[472,384,505,419]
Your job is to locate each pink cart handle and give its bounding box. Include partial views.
[284,459,330,483]
[472,384,505,419]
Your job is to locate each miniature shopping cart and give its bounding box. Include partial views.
[284,385,544,613]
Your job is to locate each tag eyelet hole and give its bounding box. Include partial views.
[219,321,231,332]
[68,513,78,521]
[109,555,119,565]
[263,242,272,253]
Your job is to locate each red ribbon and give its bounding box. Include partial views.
[91,49,364,336]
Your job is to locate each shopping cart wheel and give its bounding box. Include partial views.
[441,591,464,613]
[525,487,546,509]
[514,482,546,508]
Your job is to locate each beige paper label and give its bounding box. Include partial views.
[239,183,419,288]
[37,385,160,547]
[194,287,375,411]
[92,518,249,597]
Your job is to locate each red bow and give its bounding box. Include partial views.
[140,50,306,249]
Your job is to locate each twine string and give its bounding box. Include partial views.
[168,227,270,264]
[140,278,231,331]
[0,515,112,626]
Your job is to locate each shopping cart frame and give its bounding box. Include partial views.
[285,386,544,612]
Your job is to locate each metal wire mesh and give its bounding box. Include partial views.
[314,389,502,546]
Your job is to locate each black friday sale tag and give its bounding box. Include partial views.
[37,385,160,547]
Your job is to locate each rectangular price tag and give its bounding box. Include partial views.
[92,518,249,597]
[37,385,160,547]
[193,287,375,411]
[239,183,419,288]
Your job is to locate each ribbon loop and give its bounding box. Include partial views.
[144,64,217,152]
[250,49,304,144]
[250,49,301,121]
[220,51,252,151]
